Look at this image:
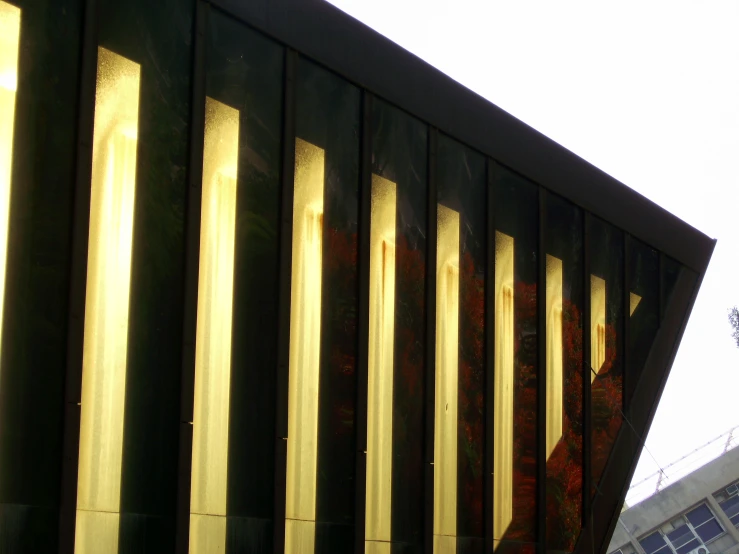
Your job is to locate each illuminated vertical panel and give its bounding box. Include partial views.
[189,97,239,553]
[629,292,642,316]
[434,205,460,554]
[590,276,606,382]
[75,47,140,554]
[285,138,324,553]
[365,175,396,554]
[0,0,20,370]
[545,255,563,460]
[493,231,514,544]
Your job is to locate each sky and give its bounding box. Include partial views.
[326,0,739,494]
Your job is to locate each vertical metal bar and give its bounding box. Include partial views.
[353,91,372,554]
[59,0,100,550]
[536,187,547,554]
[582,212,592,540]
[484,160,497,554]
[424,126,438,554]
[273,47,297,554]
[174,2,208,553]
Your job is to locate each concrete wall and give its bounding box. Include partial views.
[609,446,739,552]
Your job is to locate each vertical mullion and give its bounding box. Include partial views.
[174,2,208,553]
[582,212,592,540]
[273,47,297,554]
[536,188,547,554]
[424,127,438,554]
[354,90,372,554]
[59,0,100,550]
[484,160,496,554]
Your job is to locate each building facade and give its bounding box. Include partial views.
[0,0,714,553]
[609,444,739,554]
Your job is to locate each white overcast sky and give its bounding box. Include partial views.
[326,0,739,488]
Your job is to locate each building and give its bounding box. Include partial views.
[0,0,714,553]
[609,438,739,554]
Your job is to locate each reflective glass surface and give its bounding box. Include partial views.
[286,58,360,554]
[589,217,623,499]
[197,10,283,553]
[368,98,427,553]
[0,0,81,549]
[435,134,486,554]
[626,239,659,407]
[544,194,583,553]
[493,165,538,548]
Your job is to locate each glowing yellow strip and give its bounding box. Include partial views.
[0,0,20,380]
[189,97,239,553]
[629,292,642,316]
[493,231,514,545]
[590,276,606,382]
[75,47,140,554]
[365,174,396,554]
[285,138,324,554]
[545,255,563,460]
[433,205,460,554]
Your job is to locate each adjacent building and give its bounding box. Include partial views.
[609,444,739,554]
[0,0,714,553]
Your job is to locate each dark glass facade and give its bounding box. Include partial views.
[0,1,711,554]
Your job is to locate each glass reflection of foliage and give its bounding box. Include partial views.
[205,11,283,551]
[189,97,239,554]
[285,138,325,553]
[0,0,20,368]
[366,174,396,554]
[627,239,659,408]
[294,59,360,553]
[545,195,583,553]
[436,135,486,553]
[76,47,140,554]
[434,204,460,554]
[493,167,538,548]
[589,217,623,499]
[372,99,427,551]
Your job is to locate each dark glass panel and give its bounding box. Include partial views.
[95,0,192,550]
[493,540,537,554]
[436,134,486,551]
[493,165,538,546]
[675,539,700,554]
[626,239,659,407]
[0,0,81,550]
[686,505,713,527]
[295,58,360,553]
[662,256,681,319]
[667,525,695,548]
[544,194,583,553]
[589,216,623,499]
[639,532,667,554]
[720,496,739,519]
[694,521,722,544]
[372,99,427,553]
[203,10,283,553]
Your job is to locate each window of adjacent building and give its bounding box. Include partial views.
[719,494,739,528]
[666,524,701,554]
[686,504,724,544]
[640,532,672,554]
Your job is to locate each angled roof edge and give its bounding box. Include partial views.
[211,0,714,276]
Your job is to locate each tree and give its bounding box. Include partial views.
[729,306,739,348]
